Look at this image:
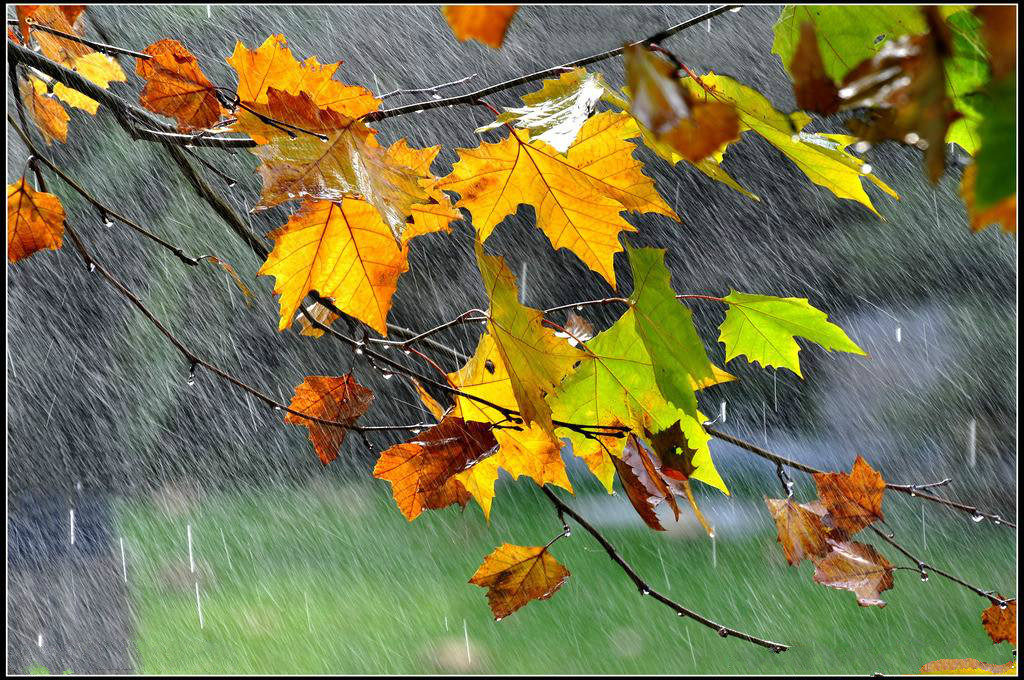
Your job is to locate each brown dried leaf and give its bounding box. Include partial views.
[285,374,374,464]
[7,177,65,263]
[20,77,69,145]
[137,39,224,132]
[442,6,519,49]
[610,434,680,531]
[764,497,831,566]
[624,44,740,163]
[813,455,885,534]
[469,543,569,619]
[19,5,90,66]
[839,8,958,183]
[813,539,894,607]
[373,417,498,521]
[790,22,839,115]
[981,597,1017,646]
[422,477,472,512]
[919,658,1017,674]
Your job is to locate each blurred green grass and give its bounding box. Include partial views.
[115,479,1016,674]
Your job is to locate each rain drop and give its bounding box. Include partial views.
[861,163,873,175]
[677,611,684,617]
[903,132,920,145]
[403,349,412,356]
[575,305,584,312]
[920,571,929,582]
[495,616,503,622]
[640,587,650,596]
[354,342,365,355]
[88,263,96,273]
[772,646,784,654]
[717,627,729,638]
[853,140,871,153]
[729,6,742,12]
[187,364,196,386]
[971,513,985,523]
[998,601,1008,610]
[382,371,393,380]
[102,215,114,228]
[839,87,855,100]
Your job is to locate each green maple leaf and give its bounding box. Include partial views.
[718,291,867,377]
[549,308,728,495]
[625,244,713,418]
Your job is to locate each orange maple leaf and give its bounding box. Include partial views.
[812,539,894,607]
[284,374,374,464]
[981,597,1017,646]
[8,177,65,263]
[469,543,569,619]
[813,455,886,534]
[961,163,1016,235]
[19,77,69,145]
[17,5,90,66]
[373,416,498,521]
[442,5,519,48]
[764,497,832,566]
[137,39,224,132]
[226,34,380,144]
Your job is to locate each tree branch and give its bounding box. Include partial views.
[540,486,789,653]
[10,17,153,60]
[705,426,1015,529]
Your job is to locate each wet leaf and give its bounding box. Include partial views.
[251,90,430,240]
[981,597,1017,646]
[297,300,340,338]
[624,44,740,163]
[137,39,224,132]
[764,497,832,566]
[442,5,519,48]
[52,52,126,114]
[549,308,728,496]
[285,374,374,464]
[813,456,886,534]
[7,177,65,263]
[444,332,573,520]
[611,434,680,531]
[960,162,1015,235]
[442,111,677,286]
[553,311,595,347]
[970,76,1016,217]
[626,244,713,417]
[226,34,380,144]
[974,5,1016,80]
[422,477,472,512]
[373,416,498,521]
[19,76,69,145]
[683,73,898,215]
[18,5,90,66]
[719,290,866,378]
[258,198,408,335]
[812,539,894,607]
[469,543,569,619]
[476,68,618,153]
[476,243,585,431]
[919,658,1017,674]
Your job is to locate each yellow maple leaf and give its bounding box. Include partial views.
[226,34,380,144]
[476,243,585,431]
[443,332,573,519]
[52,52,126,115]
[441,111,676,286]
[259,198,408,335]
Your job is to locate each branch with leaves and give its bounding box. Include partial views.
[7,3,1016,660]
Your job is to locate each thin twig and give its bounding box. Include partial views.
[540,487,789,653]
[379,72,478,98]
[362,5,740,123]
[705,427,1015,529]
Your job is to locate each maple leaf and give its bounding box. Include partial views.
[285,374,374,464]
[624,45,740,163]
[812,539,894,607]
[52,52,127,115]
[919,659,1017,675]
[476,243,585,431]
[764,497,832,566]
[611,434,681,532]
[373,416,498,521]
[437,331,573,519]
[137,39,224,132]
[469,543,569,619]
[442,111,676,286]
[8,177,65,263]
[476,68,617,153]
[981,597,1017,646]
[422,477,473,513]
[960,162,1016,235]
[226,34,380,144]
[838,8,959,183]
[969,76,1016,225]
[17,5,90,66]
[718,290,866,378]
[683,73,899,216]
[813,456,886,534]
[251,89,430,241]
[259,198,409,335]
[386,139,462,244]
[549,308,728,497]
[553,311,595,347]
[442,5,519,48]
[20,77,69,145]
[626,244,713,417]
[296,300,340,338]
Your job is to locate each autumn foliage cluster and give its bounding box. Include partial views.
[6,4,1016,655]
